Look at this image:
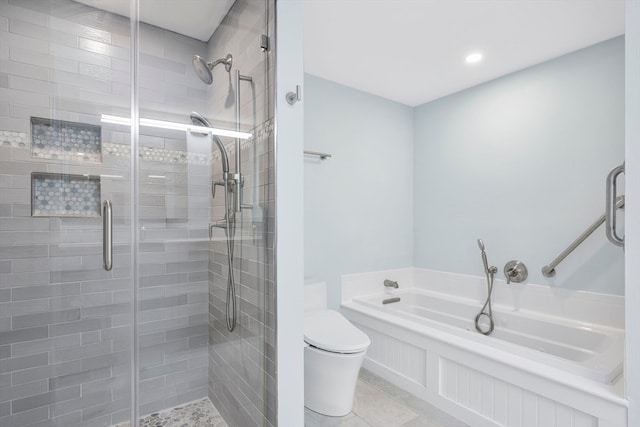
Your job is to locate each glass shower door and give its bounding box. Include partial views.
[0,1,135,426]
[134,0,277,425]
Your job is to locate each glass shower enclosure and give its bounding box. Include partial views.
[0,0,276,426]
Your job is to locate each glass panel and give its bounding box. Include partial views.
[204,1,276,424]
[133,7,213,419]
[0,0,134,426]
[134,0,276,425]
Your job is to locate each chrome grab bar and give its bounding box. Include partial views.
[606,163,625,247]
[103,200,113,271]
[542,195,625,277]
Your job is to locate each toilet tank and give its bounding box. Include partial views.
[304,279,327,312]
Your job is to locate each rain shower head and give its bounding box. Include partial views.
[190,112,230,173]
[192,53,233,85]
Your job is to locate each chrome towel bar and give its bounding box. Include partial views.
[304,150,332,160]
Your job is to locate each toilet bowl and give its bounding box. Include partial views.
[304,280,370,417]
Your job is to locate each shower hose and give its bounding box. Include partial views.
[474,267,496,335]
[223,180,237,332]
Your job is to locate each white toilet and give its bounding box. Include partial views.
[304,280,371,417]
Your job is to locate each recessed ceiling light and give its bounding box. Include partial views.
[465,52,483,64]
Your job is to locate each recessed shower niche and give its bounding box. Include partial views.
[31,172,101,217]
[30,116,102,162]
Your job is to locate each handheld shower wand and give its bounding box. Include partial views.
[477,239,497,276]
[475,238,497,335]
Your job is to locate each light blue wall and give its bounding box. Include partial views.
[305,36,625,299]
[413,36,625,294]
[304,74,414,308]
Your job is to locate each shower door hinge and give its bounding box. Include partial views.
[260,35,270,52]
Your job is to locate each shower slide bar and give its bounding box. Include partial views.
[235,70,253,212]
[304,150,332,159]
[542,195,624,278]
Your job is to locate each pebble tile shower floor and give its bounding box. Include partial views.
[115,398,228,427]
[112,369,466,427]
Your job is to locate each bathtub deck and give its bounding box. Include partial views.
[340,268,627,427]
[305,369,468,427]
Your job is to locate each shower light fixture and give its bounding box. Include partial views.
[100,114,252,140]
[465,52,483,64]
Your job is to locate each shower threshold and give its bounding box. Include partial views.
[114,398,227,427]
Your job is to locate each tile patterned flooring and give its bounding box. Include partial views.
[305,369,469,427]
[116,369,466,427]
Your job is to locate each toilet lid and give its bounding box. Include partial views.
[304,310,371,354]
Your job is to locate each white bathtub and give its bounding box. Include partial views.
[350,288,623,383]
[341,268,627,427]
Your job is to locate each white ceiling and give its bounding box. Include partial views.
[73,0,234,42]
[303,1,625,106]
[74,1,625,107]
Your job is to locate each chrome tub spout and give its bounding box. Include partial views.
[384,279,399,289]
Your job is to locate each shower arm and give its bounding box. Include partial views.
[210,57,228,69]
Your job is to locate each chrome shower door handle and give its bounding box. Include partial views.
[605,163,625,247]
[103,200,113,271]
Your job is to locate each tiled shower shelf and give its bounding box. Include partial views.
[31,117,102,162]
[31,172,101,217]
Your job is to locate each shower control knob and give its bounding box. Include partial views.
[504,260,528,284]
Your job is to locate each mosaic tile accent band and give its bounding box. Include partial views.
[31,172,101,217]
[114,398,228,427]
[103,142,212,166]
[1,117,273,165]
[104,118,274,165]
[0,130,27,148]
[241,117,274,151]
[31,117,102,162]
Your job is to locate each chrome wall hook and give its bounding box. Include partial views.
[286,85,301,105]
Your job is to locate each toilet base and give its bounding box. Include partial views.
[304,344,367,417]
